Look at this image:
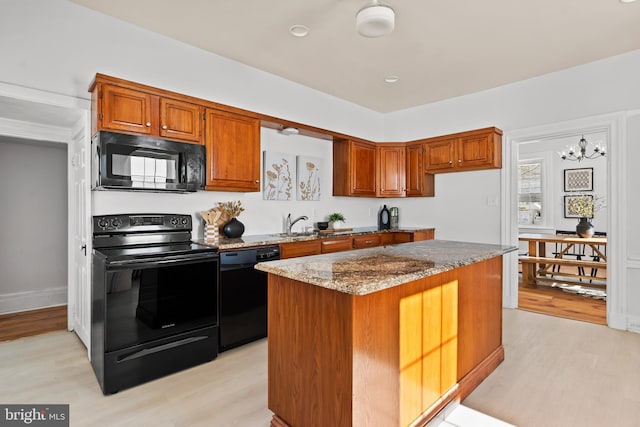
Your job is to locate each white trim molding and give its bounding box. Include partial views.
[502,112,627,330]
[0,287,67,315]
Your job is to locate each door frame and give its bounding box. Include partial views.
[0,82,91,346]
[501,112,627,330]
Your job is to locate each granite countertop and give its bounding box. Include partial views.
[255,240,517,295]
[195,226,435,251]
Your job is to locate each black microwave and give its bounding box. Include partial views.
[92,131,205,192]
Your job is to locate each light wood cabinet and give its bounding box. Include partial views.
[280,240,321,259]
[320,237,353,254]
[333,139,377,197]
[204,108,260,192]
[376,144,406,197]
[94,82,203,144]
[405,142,434,197]
[424,127,502,173]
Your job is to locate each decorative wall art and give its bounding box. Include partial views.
[296,156,322,201]
[564,167,593,192]
[263,151,295,200]
[564,194,594,218]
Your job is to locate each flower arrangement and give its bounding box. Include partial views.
[217,200,244,219]
[567,194,605,218]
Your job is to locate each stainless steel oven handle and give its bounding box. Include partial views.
[107,252,219,267]
[116,335,209,363]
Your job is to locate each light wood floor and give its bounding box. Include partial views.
[1,309,639,427]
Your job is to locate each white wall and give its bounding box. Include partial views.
[384,51,640,327]
[0,0,383,141]
[0,137,68,313]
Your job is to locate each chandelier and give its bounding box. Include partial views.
[560,136,606,162]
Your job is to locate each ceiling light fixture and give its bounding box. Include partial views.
[620,0,637,3]
[356,0,395,38]
[289,25,309,37]
[559,135,606,162]
[279,126,300,136]
[384,75,399,83]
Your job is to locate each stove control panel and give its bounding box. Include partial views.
[93,214,192,234]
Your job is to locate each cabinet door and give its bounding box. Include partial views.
[377,145,405,197]
[159,98,202,144]
[352,234,382,249]
[380,232,395,246]
[280,240,321,259]
[101,85,153,135]
[205,109,260,192]
[405,144,427,197]
[457,133,494,169]
[351,141,377,196]
[412,229,435,241]
[424,138,456,172]
[320,237,353,254]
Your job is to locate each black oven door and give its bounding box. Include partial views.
[100,254,218,353]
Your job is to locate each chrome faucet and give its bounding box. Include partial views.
[286,214,309,235]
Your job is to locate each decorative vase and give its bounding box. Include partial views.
[222,217,245,238]
[576,217,595,238]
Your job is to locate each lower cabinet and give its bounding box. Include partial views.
[279,240,321,259]
[320,237,353,254]
[280,230,435,259]
[352,234,382,249]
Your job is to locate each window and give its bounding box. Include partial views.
[518,160,543,225]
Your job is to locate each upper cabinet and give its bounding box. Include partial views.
[204,109,260,192]
[376,144,405,197]
[405,142,435,197]
[423,127,503,173]
[92,78,204,145]
[333,139,377,197]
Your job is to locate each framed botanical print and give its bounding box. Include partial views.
[564,167,593,192]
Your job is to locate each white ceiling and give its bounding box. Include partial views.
[70,0,640,113]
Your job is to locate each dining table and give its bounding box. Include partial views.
[518,233,607,288]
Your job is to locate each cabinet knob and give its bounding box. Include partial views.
[458,159,462,163]
[162,125,168,130]
[255,179,260,183]
[449,160,453,164]
[145,122,151,127]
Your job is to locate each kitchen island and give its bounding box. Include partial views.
[256,240,516,427]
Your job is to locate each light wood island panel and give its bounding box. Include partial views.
[266,255,504,427]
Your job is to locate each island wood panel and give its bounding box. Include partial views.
[268,275,353,427]
[268,256,502,427]
[456,256,502,380]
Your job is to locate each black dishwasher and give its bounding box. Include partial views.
[219,245,280,351]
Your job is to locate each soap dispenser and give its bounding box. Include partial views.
[379,204,390,230]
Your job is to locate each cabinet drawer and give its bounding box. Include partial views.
[352,234,382,249]
[320,237,353,254]
[393,232,413,244]
[280,240,321,259]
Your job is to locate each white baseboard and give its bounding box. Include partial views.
[626,315,640,334]
[0,287,67,315]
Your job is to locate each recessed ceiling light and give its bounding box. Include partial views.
[384,76,399,83]
[289,25,309,37]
